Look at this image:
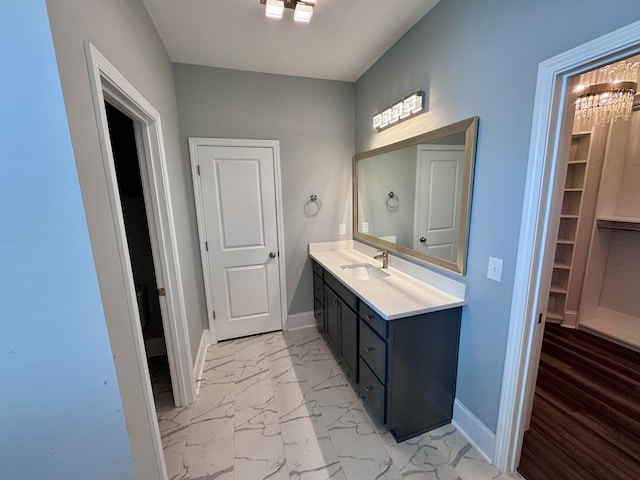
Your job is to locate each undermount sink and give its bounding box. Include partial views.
[341,263,390,280]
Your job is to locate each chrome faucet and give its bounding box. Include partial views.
[373,250,388,269]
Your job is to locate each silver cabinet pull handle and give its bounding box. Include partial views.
[364,346,374,353]
[364,386,373,392]
[269,251,277,258]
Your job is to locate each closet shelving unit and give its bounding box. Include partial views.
[546,127,608,325]
[579,116,640,349]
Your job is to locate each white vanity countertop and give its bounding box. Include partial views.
[309,241,467,320]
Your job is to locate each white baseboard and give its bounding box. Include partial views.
[452,398,496,465]
[193,329,210,396]
[287,311,316,331]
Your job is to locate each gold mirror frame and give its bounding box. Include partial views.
[353,117,479,275]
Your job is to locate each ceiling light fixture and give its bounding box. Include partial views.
[261,0,316,23]
[264,0,285,19]
[373,91,424,131]
[574,60,639,126]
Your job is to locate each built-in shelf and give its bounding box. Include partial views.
[546,309,564,321]
[546,131,602,325]
[550,283,568,294]
[580,307,640,351]
[597,216,640,231]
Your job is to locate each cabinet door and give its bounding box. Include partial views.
[339,303,358,382]
[313,272,324,305]
[314,297,324,332]
[325,287,339,350]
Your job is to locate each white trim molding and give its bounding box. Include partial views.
[85,42,197,480]
[494,20,640,473]
[452,399,496,465]
[287,311,316,331]
[194,329,211,396]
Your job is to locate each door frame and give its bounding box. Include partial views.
[493,20,640,473]
[85,42,196,478]
[188,138,288,343]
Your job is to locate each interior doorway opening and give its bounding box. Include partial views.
[494,20,640,475]
[517,53,640,478]
[104,102,174,408]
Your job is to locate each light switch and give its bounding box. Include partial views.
[339,223,346,235]
[487,257,503,282]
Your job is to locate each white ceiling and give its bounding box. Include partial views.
[141,0,439,82]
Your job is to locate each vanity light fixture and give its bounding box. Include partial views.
[294,2,314,22]
[261,0,316,23]
[574,60,639,126]
[264,0,285,19]
[372,91,424,131]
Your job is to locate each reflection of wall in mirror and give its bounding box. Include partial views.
[357,147,416,247]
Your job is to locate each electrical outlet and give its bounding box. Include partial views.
[487,256,503,282]
[339,223,346,235]
[362,222,369,233]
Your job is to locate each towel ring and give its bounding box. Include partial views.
[386,191,399,211]
[304,194,322,216]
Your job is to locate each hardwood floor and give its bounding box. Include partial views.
[518,323,640,480]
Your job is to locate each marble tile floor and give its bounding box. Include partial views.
[156,327,521,480]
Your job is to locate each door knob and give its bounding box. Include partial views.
[419,237,427,243]
[269,251,277,258]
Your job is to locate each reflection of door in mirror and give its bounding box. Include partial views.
[414,145,465,262]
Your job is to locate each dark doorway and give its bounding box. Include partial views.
[104,102,173,407]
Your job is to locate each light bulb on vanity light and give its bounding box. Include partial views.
[294,2,314,22]
[265,0,285,19]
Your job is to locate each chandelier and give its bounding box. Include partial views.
[574,60,639,126]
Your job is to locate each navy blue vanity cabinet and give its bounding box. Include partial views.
[324,287,339,351]
[312,261,325,332]
[312,261,358,384]
[358,302,462,442]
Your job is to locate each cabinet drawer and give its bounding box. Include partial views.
[314,298,324,331]
[359,320,386,383]
[325,273,357,311]
[359,302,387,339]
[312,260,324,279]
[313,272,324,305]
[359,358,385,424]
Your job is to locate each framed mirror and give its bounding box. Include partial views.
[353,117,478,275]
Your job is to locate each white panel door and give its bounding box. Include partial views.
[415,146,465,262]
[195,144,282,340]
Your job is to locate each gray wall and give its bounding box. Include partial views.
[355,0,640,432]
[0,1,135,478]
[45,0,208,475]
[173,64,355,315]
[45,0,206,364]
[357,147,416,246]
